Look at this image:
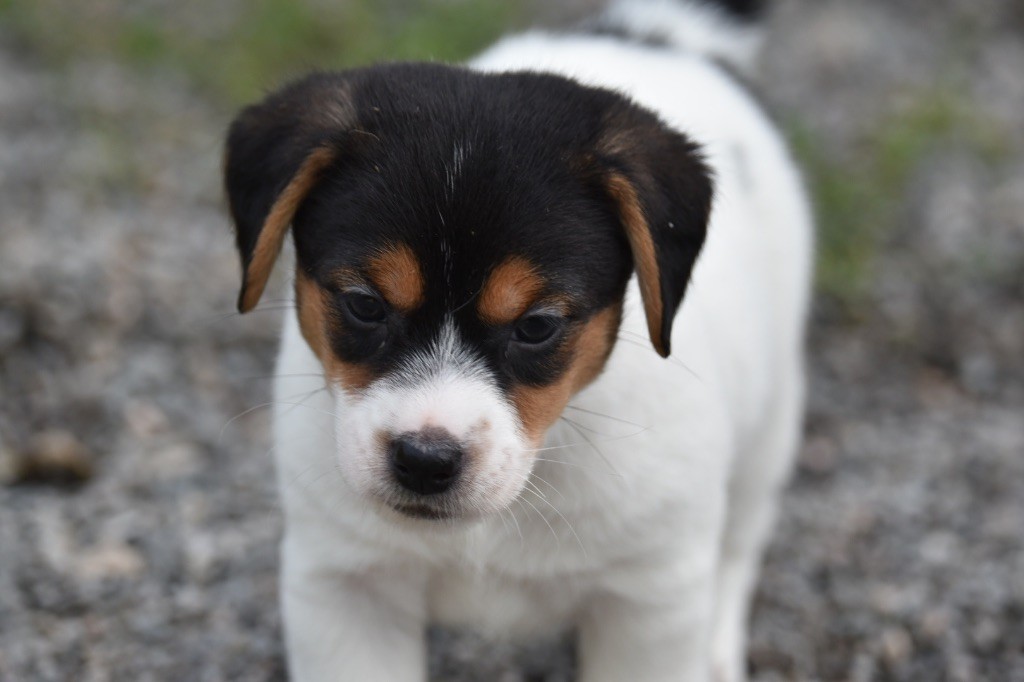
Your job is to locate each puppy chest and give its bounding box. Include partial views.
[427,568,582,637]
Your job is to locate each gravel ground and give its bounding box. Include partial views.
[1,1,1022,680]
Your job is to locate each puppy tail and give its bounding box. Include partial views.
[592,0,768,74]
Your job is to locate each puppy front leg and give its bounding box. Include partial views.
[578,563,718,682]
[282,549,427,682]
[578,587,716,682]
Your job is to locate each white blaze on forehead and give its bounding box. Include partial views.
[444,141,471,201]
[378,319,513,439]
[331,317,534,517]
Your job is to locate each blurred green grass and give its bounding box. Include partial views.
[790,87,1008,313]
[0,1,1010,309]
[0,0,523,104]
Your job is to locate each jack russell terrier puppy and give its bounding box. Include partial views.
[223,0,812,679]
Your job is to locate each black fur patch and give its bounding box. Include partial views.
[224,63,712,388]
[581,22,672,49]
[580,0,768,47]
[706,0,766,22]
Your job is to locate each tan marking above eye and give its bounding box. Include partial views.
[477,256,547,326]
[326,267,363,290]
[366,243,425,312]
[294,271,374,392]
[511,303,622,445]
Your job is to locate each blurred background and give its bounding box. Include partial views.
[0,0,1022,679]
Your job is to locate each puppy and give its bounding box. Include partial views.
[223,0,812,679]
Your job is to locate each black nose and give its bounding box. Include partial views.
[389,432,464,495]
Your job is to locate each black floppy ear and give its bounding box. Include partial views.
[224,73,356,312]
[595,103,714,358]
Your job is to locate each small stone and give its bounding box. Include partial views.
[920,532,958,565]
[149,442,202,480]
[870,584,910,616]
[76,543,145,581]
[972,617,1000,651]
[881,626,913,665]
[14,430,93,485]
[920,608,951,640]
[123,400,169,438]
[849,651,877,682]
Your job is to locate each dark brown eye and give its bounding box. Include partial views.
[344,292,387,325]
[513,314,560,345]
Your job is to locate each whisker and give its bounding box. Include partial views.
[559,415,651,443]
[529,471,567,502]
[450,285,482,315]
[518,492,561,548]
[564,404,648,430]
[559,417,620,477]
[495,506,510,536]
[498,507,524,546]
[524,441,594,454]
[521,485,587,559]
[218,401,280,441]
[218,390,336,443]
[502,499,525,543]
[287,464,350,519]
[279,386,329,419]
[351,128,381,141]
[532,457,624,478]
[290,461,333,490]
[523,479,547,502]
[558,415,613,437]
[616,332,703,381]
[261,443,280,464]
[523,424,649,455]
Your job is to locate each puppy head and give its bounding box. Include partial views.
[224,64,712,521]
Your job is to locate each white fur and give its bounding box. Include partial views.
[331,318,530,521]
[599,0,765,73]
[271,3,812,680]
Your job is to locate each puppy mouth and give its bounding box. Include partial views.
[390,502,454,521]
[379,488,465,521]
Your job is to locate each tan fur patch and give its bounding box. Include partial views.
[605,172,665,356]
[477,256,546,325]
[239,146,336,313]
[294,272,374,391]
[511,304,621,444]
[366,243,425,313]
[326,266,365,291]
